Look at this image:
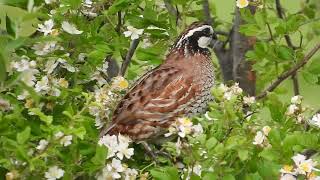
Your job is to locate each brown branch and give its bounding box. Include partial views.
[256,43,320,99]
[120,39,140,76]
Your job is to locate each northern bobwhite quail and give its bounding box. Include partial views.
[100,22,217,142]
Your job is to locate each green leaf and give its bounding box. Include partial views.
[29,108,53,125]
[206,137,218,150]
[238,149,249,161]
[307,58,320,74]
[259,148,279,161]
[91,145,107,165]
[0,52,7,82]
[268,129,281,147]
[302,71,318,84]
[5,15,16,38]
[150,167,179,180]
[275,46,294,61]
[17,126,31,144]
[222,174,235,180]
[239,24,261,36]
[72,127,86,140]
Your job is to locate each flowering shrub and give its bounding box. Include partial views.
[1,0,320,179]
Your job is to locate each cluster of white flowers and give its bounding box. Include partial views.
[89,76,129,129]
[36,139,49,151]
[11,56,39,87]
[55,131,73,146]
[33,75,69,97]
[252,126,271,147]
[165,117,203,138]
[96,158,138,180]
[182,164,202,179]
[124,26,144,40]
[97,134,137,179]
[81,0,98,17]
[280,154,320,179]
[218,83,243,100]
[286,96,305,123]
[37,19,55,36]
[98,134,134,160]
[45,166,64,180]
[32,41,62,56]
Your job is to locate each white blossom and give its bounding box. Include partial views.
[99,134,118,158]
[262,126,271,136]
[192,164,202,176]
[291,95,302,105]
[286,104,298,115]
[116,142,134,160]
[192,124,203,136]
[45,166,64,180]
[99,134,133,160]
[44,59,59,74]
[218,84,229,93]
[97,158,124,180]
[112,76,129,90]
[62,21,83,34]
[123,26,144,40]
[60,135,72,146]
[82,0,93,7]
[45,0,57,4]
[124,168,138,180]
[35,76,50,92]
[32,41,60,56]
[292,154,319,175]
[54,131,64,139]
[236,0,249,8]
[36,139,48,151]
[243,96,256,105]
[21,70,38,86]
[309,113,320,128]
[280,165,296,175]
[280,174,297,180]
[252,131,265,145]
[11,58,36,72]
[17,91,29,100]
[37,19,54,36]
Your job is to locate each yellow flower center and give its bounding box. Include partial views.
[283,165,293,172]
[119,79,129,89]
[300,162,311,172]
[239,0,248,6]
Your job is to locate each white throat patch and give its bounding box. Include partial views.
[197,36,211,48]
[175,25,213,47]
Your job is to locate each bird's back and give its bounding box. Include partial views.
[100,22,217,141]
[104,51,214,141]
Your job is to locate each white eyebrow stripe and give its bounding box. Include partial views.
[176,25,213,46]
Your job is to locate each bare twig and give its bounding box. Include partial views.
[202,0,213,25]
[164,0,180,25]
[115,11,122,34]
[256,43,320,99]
[275,0,300,95]
[120,39,140,76]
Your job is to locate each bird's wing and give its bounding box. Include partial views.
[101,65,199,137]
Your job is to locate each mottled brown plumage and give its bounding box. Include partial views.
[100,22,217,141]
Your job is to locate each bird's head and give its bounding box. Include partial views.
[171,22,217,56]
